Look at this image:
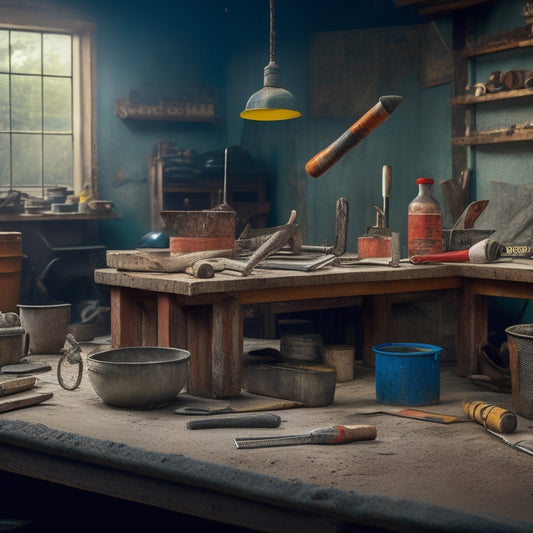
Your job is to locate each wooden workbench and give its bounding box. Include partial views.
[94,259,533,398]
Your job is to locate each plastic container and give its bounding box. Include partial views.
[505,324,533,418]
[408,178,442,258]
[0,232,22,313]
[373,342,442,406]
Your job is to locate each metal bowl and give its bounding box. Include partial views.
[87,347,190,409]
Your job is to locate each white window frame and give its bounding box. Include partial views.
[0,1,96,196]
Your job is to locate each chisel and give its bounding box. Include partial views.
[234,424,376,449]
[187,413,281,430]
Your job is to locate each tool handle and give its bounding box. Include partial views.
[382,165,392,198]
[410,249,470,264]
[310,425,377,444]
[187,413,281,430]
[462,400,517,434]
[305,96,402,178]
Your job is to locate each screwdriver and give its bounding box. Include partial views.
[234,424,377,449]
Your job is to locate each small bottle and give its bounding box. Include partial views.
[408,177,442,258]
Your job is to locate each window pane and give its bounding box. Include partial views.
[44,135,72,186]
[0,133,10,185]
[11,75,41,132]
[0,74,9,131]
[43,34,71,76]
[0,31,9,72]
[44,77,71,132]
[12,133,41,187]
[11,31,41,74]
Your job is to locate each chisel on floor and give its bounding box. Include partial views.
[187,413,281,430]
[234,425,376,449]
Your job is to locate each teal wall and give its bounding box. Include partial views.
[57,0,531,257]
[56,0,532,332]
[63,0,434,251]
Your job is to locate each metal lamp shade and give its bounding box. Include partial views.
[241,61,301,121]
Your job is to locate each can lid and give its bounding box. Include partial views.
[417,177,434,185]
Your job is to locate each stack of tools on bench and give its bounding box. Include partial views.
[106,195,349,277]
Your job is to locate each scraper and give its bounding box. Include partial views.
[234,424,376,449]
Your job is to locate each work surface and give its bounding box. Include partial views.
[0,338,532,532]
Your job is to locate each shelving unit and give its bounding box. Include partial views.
[451,23,533,148]
[149,148,270,234]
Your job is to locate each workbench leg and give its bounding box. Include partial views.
[110,287,157,348]
[456,278,487,377]
[362,295,392,366]
[185,296,243,398]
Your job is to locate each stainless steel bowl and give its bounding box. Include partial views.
[87,347,190,408]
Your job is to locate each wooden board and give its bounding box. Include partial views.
[0,376,36,396]
[106,249,233,272]
[0,390,53,413]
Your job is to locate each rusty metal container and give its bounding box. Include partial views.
[244,360,336,407]
[160,210,236,255]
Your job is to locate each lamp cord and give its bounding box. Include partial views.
[270,0,275,63]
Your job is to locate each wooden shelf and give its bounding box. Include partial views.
[451,87,533,105]
[451,127,533,146]
[460,24,533,57]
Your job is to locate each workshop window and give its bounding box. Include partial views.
[0,5,95,196]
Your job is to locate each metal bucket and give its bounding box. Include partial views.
[17,303,71,354]
[505,324,533,418]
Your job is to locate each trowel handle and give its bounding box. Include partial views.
[410,249,470,264]
[382,165,392,198]
[310,425,377,444]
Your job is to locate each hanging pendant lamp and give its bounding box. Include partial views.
[240,0,301,121]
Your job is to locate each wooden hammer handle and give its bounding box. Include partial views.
[305,96,403,178]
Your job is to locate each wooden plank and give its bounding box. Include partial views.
[451,128,533,145]
[472,279,533,299]
[211,296,243,398]
[460,25,533,57]
[239,277,463,305]
[186,305,214,397]
[363,294,392,366]
[456,279,486,376]
[451,87,533,105]
[110,287,144,348]
[0,391,53,413]
[0,376,36,397]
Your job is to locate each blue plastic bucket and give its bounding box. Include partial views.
[373,343,442,406]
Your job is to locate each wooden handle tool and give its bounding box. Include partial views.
[305,95,403,178]
[234,424,377,448]
[410,238,503,264]
[462,400,517,434]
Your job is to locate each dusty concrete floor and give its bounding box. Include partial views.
[1,336,533,531]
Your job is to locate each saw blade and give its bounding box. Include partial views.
[235,434,311,449]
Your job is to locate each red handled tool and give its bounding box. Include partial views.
[410,238,504,264]
[234,424,377,449]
